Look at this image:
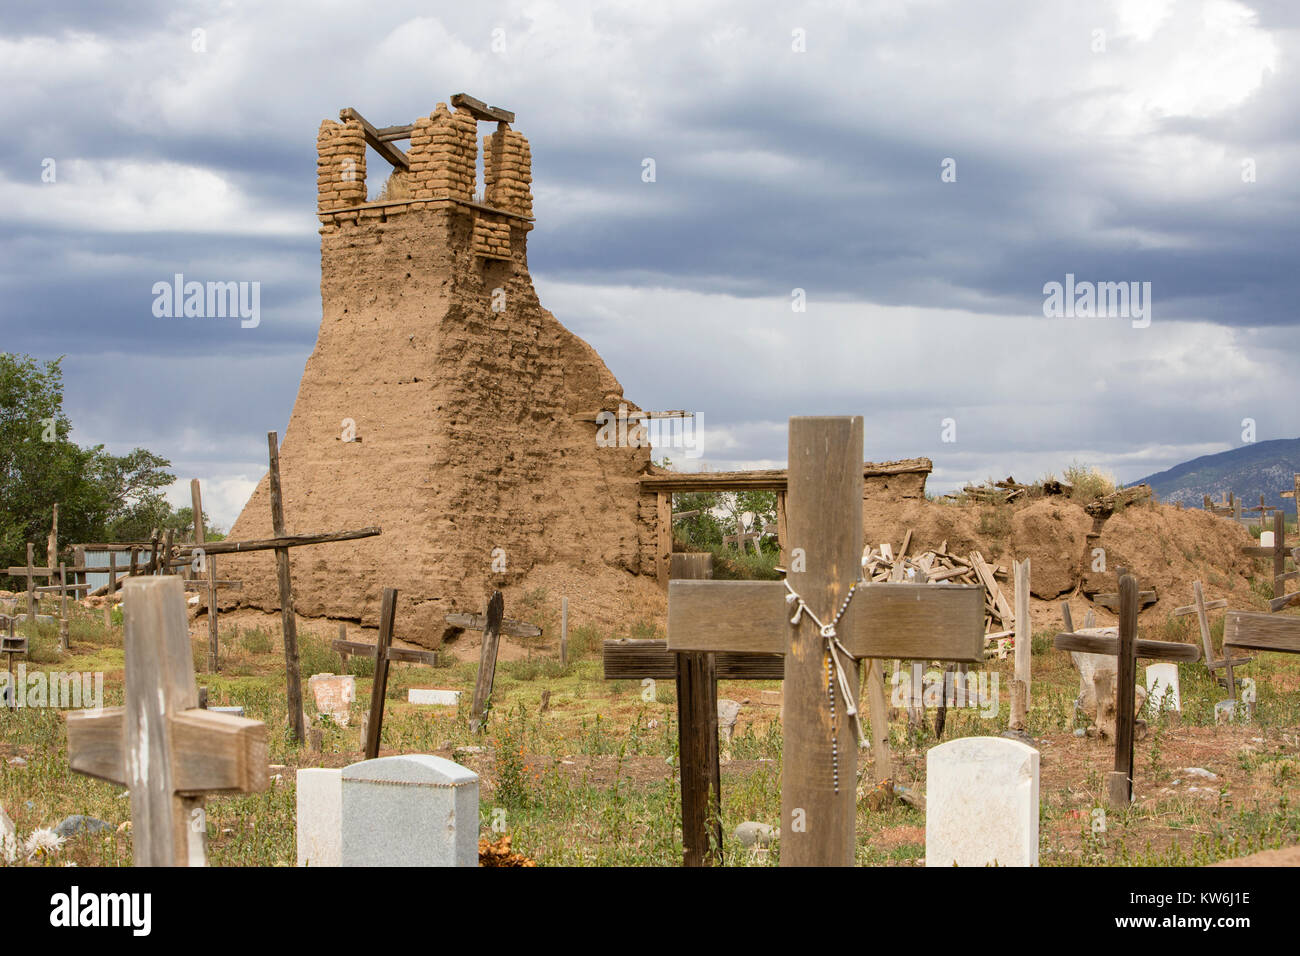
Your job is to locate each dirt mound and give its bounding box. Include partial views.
[861,494,1265,631]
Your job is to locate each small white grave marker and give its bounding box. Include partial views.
[926,736,1039,867]
[408,688,460,706]
[1145,662,1181,713]
[341,754,478,867]
[296,768,342,867]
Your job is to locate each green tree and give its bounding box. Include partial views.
[0,353,177,585]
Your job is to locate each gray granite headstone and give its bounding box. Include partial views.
[341,754,478,867]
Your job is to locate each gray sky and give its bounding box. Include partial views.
[2,0,1297,529]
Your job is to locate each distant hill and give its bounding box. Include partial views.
[1132,438,1300,512]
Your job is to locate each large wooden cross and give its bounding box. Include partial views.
[66,577,269,866]
[666,417,984,866]
[170,431,382,743]
[1054,573,1199,809]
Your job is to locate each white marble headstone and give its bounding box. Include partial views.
[926,736,1039,867]
[296,768,342,867]
[1145,662,1181,713]
[341,754,478,867]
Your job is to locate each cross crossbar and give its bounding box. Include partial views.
[666,579,984,661]
[1224,612,1300,654]
[1054,631,1200,662]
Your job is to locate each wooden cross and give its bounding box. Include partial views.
[1240,512,1290,601]
[1172,581,1250,697]
[1054,573,1199,809]
[445,592,540,734]
[32,562,89,651]
[1224,531,1300,661]
[329,588,437,758]
[722,517,762,555]
[183,480,245,671]
[666,417,984,866]
[169,432,382,743]
[66,577,269,865]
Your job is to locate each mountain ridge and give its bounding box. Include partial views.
[1131,437,1300,512]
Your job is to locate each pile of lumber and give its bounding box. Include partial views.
[860,533,1016,644]
[1084,484,1152,519]
[945,476,1074,505]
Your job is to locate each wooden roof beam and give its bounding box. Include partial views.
[450,93,515,124]
[339,108,410,171]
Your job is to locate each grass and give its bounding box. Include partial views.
[2,595,1299,866]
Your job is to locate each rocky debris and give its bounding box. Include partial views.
[55,815,113,839]
[733,821,777,848]
[717,699,741,742]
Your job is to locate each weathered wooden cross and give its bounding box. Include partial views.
[1240,512,1292,604]
[187,478,244,672]
[1224,572,1300,662]
[1054,573,1199,809]
[329,588,437,758]
[1172,581,1250,696]
[33,561,91,651]
[445,592,541,733]
[603,635,785,866]
[666,417,985,866]
[171,431,382,743]
[66,577,269,866]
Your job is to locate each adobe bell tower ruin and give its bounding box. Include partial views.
[223,94,660,644]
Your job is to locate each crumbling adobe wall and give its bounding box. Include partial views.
[223,100,660,645]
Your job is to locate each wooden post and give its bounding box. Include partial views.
[103,551,114,628]
[58,562,69,652]
[66,577,268,866]
[1294,473,1300,530]
[47,503,58,584]
[775,491,788,566]
[677,650,722,866]
[1110,575,1139,809]
[25,543,35,627]
[782,417,862,866]
[362,588,398,759]
[469,591,505,734]
[657,492,672,589]
[560,596,568,667]
[191,479,222,672]
[267,431,305,743]
[1273,511,1286,590]
[1010,558,1030,729]
[190,478,204,545]
[862,659,892,784]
